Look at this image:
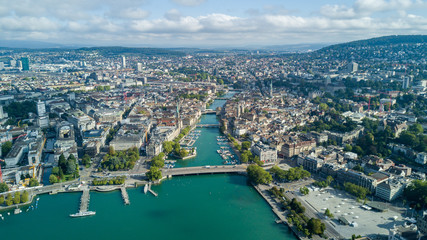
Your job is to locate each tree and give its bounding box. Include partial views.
[307,218,326,235]
[326,175,334,185]
[146,166,162,181]
[49,174,58,184]
[58,153,67,172]
[325,208,334,218]
[163,141,174,154]
[5,193,13,206]
[21,191,29,203]
[29,178,39,187]
[1,141,12,157]
[0,195,4,205]
[344,144,352,152]
[399,131,418,147]
[13,191,20,204]
[247,164,272,185]
[179,148,188,158]
[300,186,309,195]
[66,159,77,175]
[0,182,9,193]
[109,146,116,155]
[241,141,251,151]
[409,123,423,134]
[319,103,329,111]
[82,154,91,167]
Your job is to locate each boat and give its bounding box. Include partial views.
[70,211,96,218]
[14,208,22,215]
[144,184,148,194]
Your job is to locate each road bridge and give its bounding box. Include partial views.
[162,165,247,177]
[196,124,220,128]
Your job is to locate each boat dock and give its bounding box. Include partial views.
[147,183,158,197]
[79,188,90,212]
[121,187,130,205]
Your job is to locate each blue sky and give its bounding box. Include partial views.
[0,0,426,47]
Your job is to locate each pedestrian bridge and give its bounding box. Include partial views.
[162,165,247,176]
[196,124,220,128]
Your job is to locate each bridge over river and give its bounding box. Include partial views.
[162,165,247,177]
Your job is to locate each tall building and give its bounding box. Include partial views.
[402,76,411,89]
[37,100,46,116]
[21,57,29,71]
[270,80,273,97]
[121,56,126,69]
[347,61,358,73]
[137,62,143,72]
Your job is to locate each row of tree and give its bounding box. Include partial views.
[92,177,126,186]
[0,191,29,206]
[270,166,311,182]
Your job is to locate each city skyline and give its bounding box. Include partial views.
[1,0,427,47]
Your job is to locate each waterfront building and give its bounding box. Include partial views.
[251,142,277,165]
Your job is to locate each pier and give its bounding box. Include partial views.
[120,187,130,205]
[147,183,158,197]
[79,187,90,212]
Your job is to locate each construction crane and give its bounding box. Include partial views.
[0,159,5,183]
[29,165,36,179]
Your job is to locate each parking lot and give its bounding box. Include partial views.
[298,187,406,238]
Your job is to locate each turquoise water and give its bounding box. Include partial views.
[0,91,295,240]
[1,175,294,240]
[175,115,236,168]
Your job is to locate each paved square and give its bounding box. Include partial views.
[299,187,406,238]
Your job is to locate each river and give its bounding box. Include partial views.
[0,91,295,240]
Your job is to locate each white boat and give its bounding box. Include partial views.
[14,208,22,215]
[144,184,148,194]
[70,211,96,218]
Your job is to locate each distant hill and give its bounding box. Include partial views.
[77,46,186,57]
[319,35,427,51]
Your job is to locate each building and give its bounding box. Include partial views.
[336,169,388,191]
[122,56,126,68]
[20,57,29,71]
[137,63,143,72]
[54,121,77,162]
[347,61,358,73]
[37,100,46,116]
[109,135,142,151]
[303,154,324,173]
[375,178,409,202]
[416,152,427,165]
[402,76,411,89]
[251,142,277,165]
[281,138,316,158]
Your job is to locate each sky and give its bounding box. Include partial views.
[0,0,426,47]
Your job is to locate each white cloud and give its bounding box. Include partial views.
[171,0,206,7]
[0,0,426,46]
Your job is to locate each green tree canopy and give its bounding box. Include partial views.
[0,182,9,193]
[146,166,162,181]
[307,218,326,235]
[247,164,272,185]
[1,141,12,157]
[29,178,39,187]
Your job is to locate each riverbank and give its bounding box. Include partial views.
[252,184,311,240]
